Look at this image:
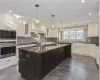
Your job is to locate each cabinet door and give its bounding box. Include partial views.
[17,23,31,37]
[19,50,34,80]
[24,23,31,37]
[17,24,25,37]
[24,54,34,80]
[19,52,26,77]
[25,24,28,35]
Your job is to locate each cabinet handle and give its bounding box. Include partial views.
[20,53,23,54]
[26,55,30,58]
[23,59,25,62]
[7,60,10,62]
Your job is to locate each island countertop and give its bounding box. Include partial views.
[19,44,70,53]
[19,44,71,80]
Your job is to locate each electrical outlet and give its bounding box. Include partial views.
[22,40,23,43]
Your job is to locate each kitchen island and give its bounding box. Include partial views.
[19,44,71,80]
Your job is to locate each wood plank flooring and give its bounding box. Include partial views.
[0,55,99,80]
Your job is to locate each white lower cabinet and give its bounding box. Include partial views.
[0,56,17,70]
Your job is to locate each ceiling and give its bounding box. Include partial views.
[0,0,99,27]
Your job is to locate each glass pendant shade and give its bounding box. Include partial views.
[35,4,40,24]
[35,19,40,24]
[51,15,55,28]
[52,25,55,28]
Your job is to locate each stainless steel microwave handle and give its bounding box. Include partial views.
[0,48,1,55]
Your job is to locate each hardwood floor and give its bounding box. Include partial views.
[0,55,99,80]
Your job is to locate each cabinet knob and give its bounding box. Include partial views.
[26,55,30,58]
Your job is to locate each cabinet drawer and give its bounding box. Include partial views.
[19,52,32,58]
[19,52,24,63]
[0,56,16,66]
[19,52,32,63]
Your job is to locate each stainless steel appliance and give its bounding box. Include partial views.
[0,30,16,39]
[0,42,16,58]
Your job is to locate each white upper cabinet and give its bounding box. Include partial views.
[17,22,31,37]
[0,13,17,30]
[0,12,47,37]
[88,23,99,37]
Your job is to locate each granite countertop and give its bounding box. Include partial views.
[17,42,57,46]
[58,40,87,44]
[58,41,72,44]
[17,42,38,46]
[19,44,70,54]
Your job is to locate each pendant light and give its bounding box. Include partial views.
[60,20,63,31]
[51,15,55,28]
[35,4,40,24]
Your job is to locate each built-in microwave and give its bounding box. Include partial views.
[0,30,16,39]
[0,46,16,55]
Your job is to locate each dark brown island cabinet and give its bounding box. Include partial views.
[19,44,71,80]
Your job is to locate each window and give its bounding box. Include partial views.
[63,31,69,39]
[62,28,85,41]
[76,30,84,39]
[70,30,76,39]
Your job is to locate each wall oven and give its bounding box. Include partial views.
[0,42,16,58]
[0,46,16,55]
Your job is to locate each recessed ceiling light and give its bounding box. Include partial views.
[9,10,12,13]
[14,14,22,18]
[73,23,77,25]
[52,25,55,28]
[89,13,92,16]
[23,21,26,24]
[33,19,35,20]
[81,0,85,3]
[89,20,91,22]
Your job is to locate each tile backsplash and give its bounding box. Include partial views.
[17,36,58,45]
[17,37,38,45]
